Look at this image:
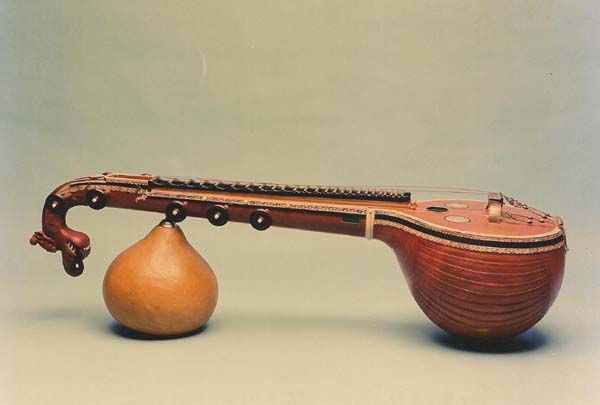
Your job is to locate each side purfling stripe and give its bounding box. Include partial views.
[376,214,564,249]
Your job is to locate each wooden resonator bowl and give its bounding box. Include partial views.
[103,221,218,336]
[31,173,567,340]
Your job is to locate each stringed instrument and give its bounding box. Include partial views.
[31,172,567,339]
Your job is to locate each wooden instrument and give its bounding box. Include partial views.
[31,172,567,339]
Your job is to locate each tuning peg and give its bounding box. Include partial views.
[250,209,271,231]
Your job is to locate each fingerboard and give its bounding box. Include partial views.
[149,176,411,203]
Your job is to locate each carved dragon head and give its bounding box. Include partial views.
[30,194,91,276]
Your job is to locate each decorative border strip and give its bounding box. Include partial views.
[376,210,562,242]
[146,191,368,215]
[58,184,144,197]
[375,219,565,254]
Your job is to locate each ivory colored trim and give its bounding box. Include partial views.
[375,220,565,254]
[365,208,375,239]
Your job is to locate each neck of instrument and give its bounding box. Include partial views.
[51,173,412,239]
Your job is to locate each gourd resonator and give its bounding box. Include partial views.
[31,173,567,339]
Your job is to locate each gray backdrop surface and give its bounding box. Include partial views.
[1,1,599,404]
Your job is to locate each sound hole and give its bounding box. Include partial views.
[426,206,448,212]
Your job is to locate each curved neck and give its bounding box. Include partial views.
[32,173,414,275]
[61,173,412,235]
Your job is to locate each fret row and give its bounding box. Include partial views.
[148,176,411,203]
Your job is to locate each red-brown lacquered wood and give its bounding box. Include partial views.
[375,225,565,338]
[30,173,567,339]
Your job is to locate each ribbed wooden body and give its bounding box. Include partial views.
[376,226,565,338]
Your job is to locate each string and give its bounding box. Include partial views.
[352,185,490,195]
[156,175,491,197]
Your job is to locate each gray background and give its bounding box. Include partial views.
[1,1,599,404]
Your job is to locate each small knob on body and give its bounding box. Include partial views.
[86,189,107,210]
[207,205,229,226]
[250,209,271,231]
[45,194,65,214]
[165,201,187,223]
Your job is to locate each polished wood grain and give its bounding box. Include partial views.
[376,225,565,338]
[31,173,567,339]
